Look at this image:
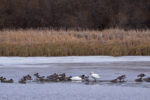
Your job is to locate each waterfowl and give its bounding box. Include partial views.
[0,76,4,82]
[18,75,32,83]
[80,75,89,82]
[47,73,59,81]
[58,73,66,81]
[137,73,145,78]
[24,75,32,80]
[70,74,89,81]
[117,75,126,82]
[135,78,143,82]
[1,78,14,83]
[65,76,72,81]
[70,76,82,81]
[90,72,100,82]
[34,73,45,82]
[80,75,86,79]
[111,79,118,83]
[19,77,26,84]
[47,73,57,79]
[34,73,44,79]
[143,77,150,82]
[39,77,45,82]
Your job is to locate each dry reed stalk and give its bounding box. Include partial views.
[0,28,150,56]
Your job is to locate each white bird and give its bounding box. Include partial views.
[70,76,82,81]
[90,72,100,82]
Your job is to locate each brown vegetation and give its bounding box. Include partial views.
[0,29,150,56]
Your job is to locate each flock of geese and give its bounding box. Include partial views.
[0,72,150,84]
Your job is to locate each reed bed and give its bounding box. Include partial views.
[0,29,150,56]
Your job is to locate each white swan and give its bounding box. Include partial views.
[70,76,82,81]
[90,72,100,82]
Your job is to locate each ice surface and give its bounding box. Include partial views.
[0,56,150,100]
[0,56,150,67]
[0,83,150,100]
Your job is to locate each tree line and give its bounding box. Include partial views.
[0,0,150,30]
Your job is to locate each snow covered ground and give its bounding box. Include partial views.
[0,56,150,67]
[0,56,150,100]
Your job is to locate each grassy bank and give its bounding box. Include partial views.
[0,29,150,56]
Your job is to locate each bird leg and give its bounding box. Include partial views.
[94,78,96,82]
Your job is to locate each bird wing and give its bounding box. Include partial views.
[71,76,82,81]
[92,74,100,79]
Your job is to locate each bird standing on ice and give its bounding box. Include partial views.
[90,72,100,82]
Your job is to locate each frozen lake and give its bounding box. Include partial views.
[0,56,150,100]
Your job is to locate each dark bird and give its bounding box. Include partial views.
[0,76,4,82]
[65,76,72,81]
[110,79,118,83]
[137,73,145,78]
[80,75,89,82]
[143,77,150,82]
[34,73,45,82]
[117,75,126,82]
[24,75,32,80]
[1,78,14,83]
[58,73,66,81]
[19,77,26,84]
[47,73,59,81]
[135,78,143,82]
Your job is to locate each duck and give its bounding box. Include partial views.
[24,75,32,80]
[47,73,58,79]
[80,75,89,82]
[0,76,4,82]
[110,79,118,83]
[1,78,14,83]
[135,78,143,82]
[143,77,150,82]
[65,76,72,81]
[34,73,44,79]
[137,73,146,78]
[58,73,66,81]
[117,75,126,82]
[19,77,26,84]
[34,73,45,82]
[47,73,59,82]
[90,72,100,82]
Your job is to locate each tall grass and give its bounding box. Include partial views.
[0,29,150,56]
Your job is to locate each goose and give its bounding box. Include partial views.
[90,72,100,82]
